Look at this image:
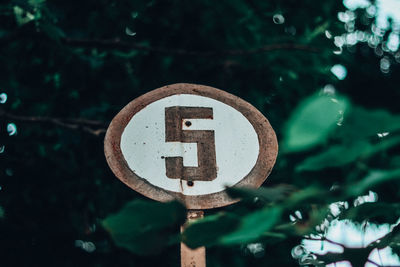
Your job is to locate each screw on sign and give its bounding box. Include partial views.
[104,83,278,267]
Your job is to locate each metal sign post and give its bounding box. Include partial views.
[181,210,205,267]
[104,83,278,267]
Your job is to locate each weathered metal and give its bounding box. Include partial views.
[104,83,278,209]
[165,106,217,181]
[180,210,205,267]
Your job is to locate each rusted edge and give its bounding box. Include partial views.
[104,83,278,209]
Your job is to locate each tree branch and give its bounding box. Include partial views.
[62,37,319,56]
[0,109,107,136]
[367,259,400,267]
[303,236,346,249]
[304,224,400,267]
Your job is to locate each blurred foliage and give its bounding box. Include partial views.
[282,93,349,152]
[102,200,186,255]
[1,0,400,266]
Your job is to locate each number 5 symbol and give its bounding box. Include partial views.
[164,106,217,182]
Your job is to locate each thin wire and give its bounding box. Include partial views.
[377,249,384,267]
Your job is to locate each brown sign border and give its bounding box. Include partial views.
[104,83,278,209]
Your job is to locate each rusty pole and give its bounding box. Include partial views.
[181,210,206,267]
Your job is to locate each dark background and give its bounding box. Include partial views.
[1,0,399,266]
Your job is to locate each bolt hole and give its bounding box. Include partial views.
[185,121,192,127]
[187,181,194,187]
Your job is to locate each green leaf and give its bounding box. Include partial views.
[219,207,282,245]
[111,50,139,58]
[384,226,400,258]
[348,169,400,197]
[296,134,400,172]
[339,202,400,224]
[277,208,330,237]
[13,6,35,26]
[283,93,349,152]
[102,200,186,255]
[392,246,400,260]
[28,0,46,7]
[362,135,400,158]
[372,224,400,250]
[339,107,400,139]
[226,184,296,202]
[306,21,330,42]
[285,186,329,207]
[296,141,370,171]
[183,207,285,248]
[182,213,239,248]
[41,23,66,42]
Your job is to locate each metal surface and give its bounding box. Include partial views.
[165,106,217,181]
[104,83,278,209]
[181,210,205,267]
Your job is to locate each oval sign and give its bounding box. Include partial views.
[104,83,278,209]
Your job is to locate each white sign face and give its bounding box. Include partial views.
[105,83,278,209]
[120,94,259,196]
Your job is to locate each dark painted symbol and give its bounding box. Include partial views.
[164,106,217,182]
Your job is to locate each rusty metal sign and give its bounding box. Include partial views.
[104,83,278,209]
